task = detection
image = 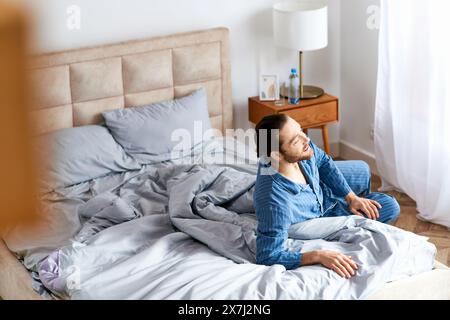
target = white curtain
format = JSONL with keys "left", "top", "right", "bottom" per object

{"left": 375, "top": 0, "right": 450, "bottom": 228}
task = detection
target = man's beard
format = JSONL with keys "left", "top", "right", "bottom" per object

{"left": 282, "top": 149, "right": 314, "bottom": 163}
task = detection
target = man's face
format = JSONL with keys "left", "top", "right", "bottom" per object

{"left": 278, "top": 117, "right": 314, "bottom": 163}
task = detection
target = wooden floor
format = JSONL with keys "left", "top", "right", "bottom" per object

{"left": 371, "top": 175, "right": 450, "bottom": 266}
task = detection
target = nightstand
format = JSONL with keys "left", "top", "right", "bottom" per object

{"left": 248, "top": 94, "right": 339, "bottom": 154}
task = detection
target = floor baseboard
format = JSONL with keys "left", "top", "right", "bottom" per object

{"left": 334, "top": 140, "right": 379, "bottom": 176}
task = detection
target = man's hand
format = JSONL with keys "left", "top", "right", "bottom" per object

{"left": 301, "top": 250, "right": 358, "bottom": 279}
{"left": 345, "top": 192, "right": 382, "bottom": 220}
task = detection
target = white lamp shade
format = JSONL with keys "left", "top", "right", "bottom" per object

{"left": 273, "top": 1, "right": 328, "bottom": 51}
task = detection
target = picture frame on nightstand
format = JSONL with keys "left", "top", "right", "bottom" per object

{"left": 259, "top": 74, "right": 279, "bottom": 101}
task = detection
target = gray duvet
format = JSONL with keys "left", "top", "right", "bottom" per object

{"left": 4, "top": 140, "right": 437, "bottom": 300}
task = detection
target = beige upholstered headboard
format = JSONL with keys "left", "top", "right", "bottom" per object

{"left": 27, "top": 27, "right": 232, "bottom": 135}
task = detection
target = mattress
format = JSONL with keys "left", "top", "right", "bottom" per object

{"left": 1, "top": 137, "right": 450, "bottom": 300}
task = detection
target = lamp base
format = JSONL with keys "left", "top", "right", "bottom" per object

{"left": 281, "top": 85, "right": 324, "bottom": 100}
{"left": 300, "top": 85, "right": 325, "bottom": 99}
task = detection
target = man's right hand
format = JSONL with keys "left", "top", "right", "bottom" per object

{"left": 301, "top": 250, "right": 359, "bottom": 279}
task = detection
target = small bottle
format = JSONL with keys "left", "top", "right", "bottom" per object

{"left": 289, "top": 68, "right": 300, "bottom": 105}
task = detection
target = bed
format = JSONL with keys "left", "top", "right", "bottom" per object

{"left": 0, "top": 27, "right": 449, "bottom": 300}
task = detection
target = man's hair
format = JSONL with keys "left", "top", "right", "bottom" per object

{"left": 255, "top": 114, "right": 289, "bottom": 158}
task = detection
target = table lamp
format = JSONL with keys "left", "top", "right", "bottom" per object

{"left": 273, "top": 0, "right": 328, "bottom": 99}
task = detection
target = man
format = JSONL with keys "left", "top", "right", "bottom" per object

{"left": 253, "top": 114, "right": 400, "bottom": 278}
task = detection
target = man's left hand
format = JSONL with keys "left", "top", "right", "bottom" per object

{"left": 345, "top": 192, "right": 382, "bottom": 220}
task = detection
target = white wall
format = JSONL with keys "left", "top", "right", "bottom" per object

{"left": 340, "top": 0, "right": 380, "bottom": 157}
{"left": 19, "top": 0, "right": 342, "bottom": 146}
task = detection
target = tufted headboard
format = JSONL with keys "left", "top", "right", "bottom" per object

{"left": 27, "top": 27, "right": 232, "bottom": 136}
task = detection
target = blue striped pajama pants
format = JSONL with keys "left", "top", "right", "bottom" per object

{"left": 321, "top": 161, "right": 401, "bottom": 225}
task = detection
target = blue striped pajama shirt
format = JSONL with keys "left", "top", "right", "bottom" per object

{"left": 253, "top": 141, "right": 400, "bottom": 270}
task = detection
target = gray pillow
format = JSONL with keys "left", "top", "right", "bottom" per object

{"left": 35, "top": 125, "right": 141, "bottom": 192}
{"left": 102, "top": 88, "right": 215, "bottom": 164}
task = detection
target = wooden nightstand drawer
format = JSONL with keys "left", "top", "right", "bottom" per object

{"left": 280, "top": 101, "right": 338, "bottom": 128}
